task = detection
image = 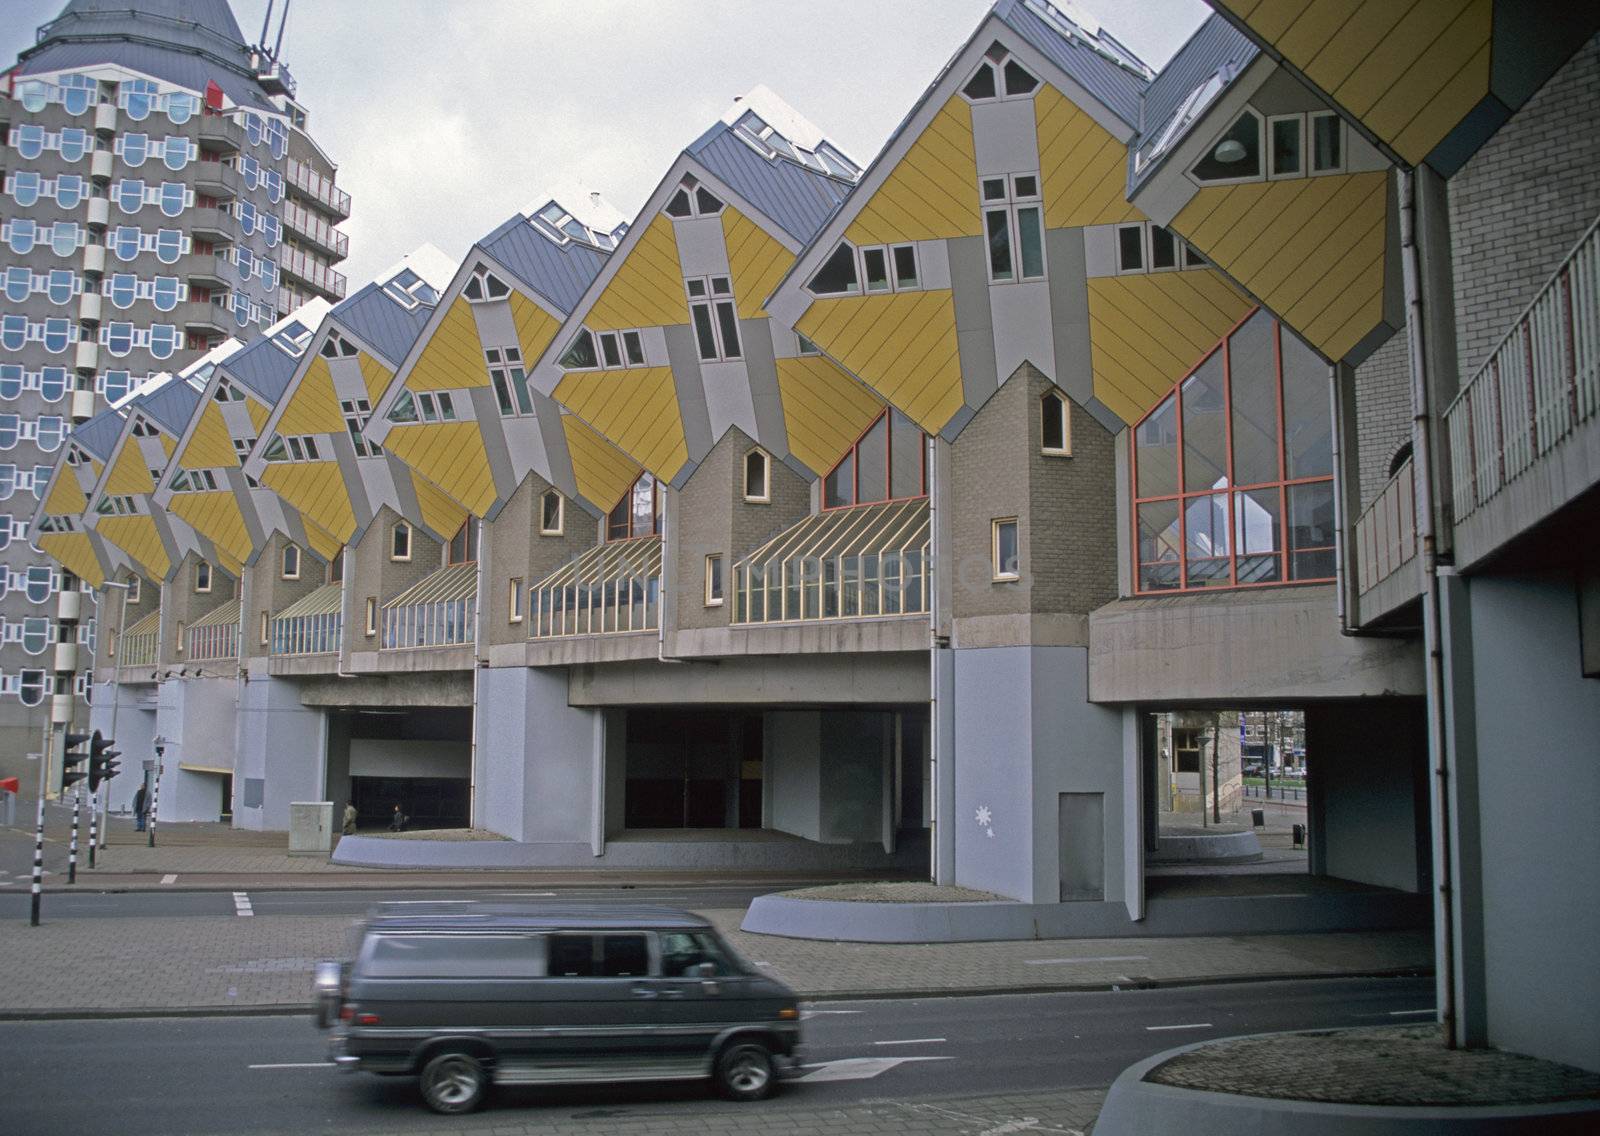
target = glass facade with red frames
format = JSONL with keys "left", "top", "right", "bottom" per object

{"left": 1133, "top": 309, "right": 1334, "bottom": 593}
{"left": 824, "top": 407, "right": 927, "bottom": 508}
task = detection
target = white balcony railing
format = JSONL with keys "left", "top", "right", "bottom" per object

{"left": 1445, "top": 215, "right": 1600, "bottom": 521}
{"left": 1354, "top": 457, "right": 1416, "bottom": 595}
{"left": 187, "top": 597, "right": 239, "bottom": 661}
{"left": 271, "top": 583, "right": 342, "bottom": 656}
{"left": 117, "top": 609, "right": 159, "bottom": 666}
{"left": 381, "top": 564, "right": 476, "bottom": 649}
{"left": 530, "top": 538, "right": 661, "bottom": 639}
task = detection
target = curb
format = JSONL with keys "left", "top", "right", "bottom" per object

{"left": 0, "top": 967, "right": 1434, "bottom": 1022}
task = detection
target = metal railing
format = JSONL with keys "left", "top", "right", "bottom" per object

{"left": 285, "top": 158, "right": 351, "bottom": 219}
{"left": 186, "top": 598, "right": 239, "bottom": 661}
{"left": 381, "top": 564, "right": 476, "bottom": 649}
{"left": 279, "top": 244, "right": 347, "bottom": 299}
{"left": 1353, "top": 457, "right": 1416, "bottom": 594}
{"left": 280, "top": 198, "right": 349, "bottom": 259}
{"left": 118, "top": 610, "right": 159, "bottom": 666}
{"left": 271, "top": 584, "right": 343, "bottom": 656}
{"left": 1445, "top": 215, "right": 1600, "bottom": 521}
{"left": 530, "top": 538, "right": 661, "bottom": 639}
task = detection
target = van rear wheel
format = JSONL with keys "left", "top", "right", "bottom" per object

{"left": 715, "top": 1041, "right": 775, "bottom": 1101}
{"left": 419, "top": 1050, "right": 487, "bottom": 1114}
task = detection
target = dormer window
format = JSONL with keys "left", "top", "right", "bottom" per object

{"left": 382, "top": 268, "right": 440, "bottom": 310}
{"left": 664, "top": 177, "right": 723, "bottom": 219}
{"left": 961, "top": 43, "right": 1039, "bottom": 103}
{"left": 272, "top": 322, "right": 313, "bottom": 358}
{"left": 462, "top": 265, "right": 511, "bottom": 303}
{"left": 530, "top": 202, "right": 621, "bottom": 250}
{"left": 318, "top": 331, "right": 359, "bottom": 359}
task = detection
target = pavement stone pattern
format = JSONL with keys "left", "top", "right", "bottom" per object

{"left": 0, "top": 900, "right": 1433, "bottom": 1014}
{"left": 338, "top": 1088, "right": 1109, "bottom": 1136}
{"left": 1145, "top": 1024, "right": 1600, "bottom": 1106}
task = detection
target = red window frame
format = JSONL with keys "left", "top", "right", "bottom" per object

{"left": 1130, "top": 310, "right": 1335, "bottom": 594}
{"left": 823, "top": 407, "right": 928, "bottom": 509}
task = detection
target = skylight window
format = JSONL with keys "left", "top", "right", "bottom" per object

{"left": 530, "top": 201, "right": 618, "bottom": 250}
{"left": 1140, "top": 73, "right": 1226, "bottom": 171}
{"left": 272, "top": 322, "right": 313, "bottom": 357}
{"left": 383, "top": 268, "right": 440, "bottom": 310}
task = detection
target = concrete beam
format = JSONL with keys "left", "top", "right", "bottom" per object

{"left": 567, "top": 652, "right": 929, "bottom": 707}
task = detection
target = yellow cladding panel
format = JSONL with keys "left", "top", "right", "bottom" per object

{"left": 510, "top": 290, "right": 560, "bottom": 364}
{"left": 157, "top": 432, "right": 175, "bottom": 458}
{"left": 359, "top": 353, "right": 394, "bottom": 404}
{"left": 1036, "top": 85, "right": 1143, "bottom": 229}
{"left": 105, "top": 441, "right": 154, "bottom": 495}
{"left": 180, "top": 402, "right": 237, "bottom": 471}
{"left": 168, "top": 490, "right": 251, "bottom": 567}
{"left": 561, "top": 414, "right": 641, "bottom": 511}
{"left": 246, "top": 396, "right": 269, "bottom": 434}
{"left": 277, "top": 355, "right": 342, "bottom": 437}
{"left": 722, "top": 208, "right": 792, "bottom": 319}
{"left": 405, "top": 297, "right": 490, "bottom": 393}
{"left": 846, "top": 97, "right": 980, "bottom": 244}
{"left": 385, "top": 423, "right": 496, "bottom": 517}
{"left": 797, "top": 291, "right": 964, "bottom": 435}
{"left": 1087, "top": 272, "right": 1256, "bottom": 425}
{"left": 43, "top": 468, "right": 87, "bottom": 515}
{"left": 412, "top": 472, "right": 468, "bottom": 541}
{"left": 1174, "top": 170, "right": 1388, "bottom": 362}
{"left": 261, "top": 461, "right": 356, "bottom": 543}
{"left": 97, "top": 514, "right": 169, "bottom": 579}
{"left": 1225, "top": 0, "right": 1490, "bottom": 166}
{"left": 40, "top": 534, "right": 104, "bottom": 587}
{"left": 555, "top": 366, "right": 688, "bottom": 482}
{"left": 588, "top": 214, "right": 687, "bottom": 332}
{"left": 302, "top": 520, "right": 342, "bottom": 561}
{"left": 776, "top": 356, "right": 885, "bottom": 476}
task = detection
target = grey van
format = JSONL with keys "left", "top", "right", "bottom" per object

{"left": 312, "top": 903, "right": 802, "bottom": 1114}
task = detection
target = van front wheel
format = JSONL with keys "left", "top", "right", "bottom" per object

{"left": 419, "top": 1051, "right": 487, "bottom": 1114}
{"left": 715, "top": 1041, "right": 775, "bottom": 1101}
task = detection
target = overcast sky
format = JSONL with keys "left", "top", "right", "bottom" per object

{"left": 3, "top": 0, "right": 1210, "bottom": 289}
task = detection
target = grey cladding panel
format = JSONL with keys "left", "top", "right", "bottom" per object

{"left": 949, "top": 235, "right": 998, "bottom": 411}
{"left": 664, "top": 323, "right": 713, "bottom": 463}
{"left": 741, "top": 321, "right": 788, "bottom": 460}
{"left": 1047, "top": 227, "right": 1093, "bottom": 407}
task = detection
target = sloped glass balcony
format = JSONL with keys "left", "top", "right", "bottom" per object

{"left": 118, "top": 609, "right": 159, "bottom": 666}
{"left": 271, "top": 583, "right": 343, "bottom": 656}
{"left": 381, "top": 564, "right": 475, "bottom": 649}
{"left": 187, "top": 597, "right": 239, "bottom": 661}
{"left": 731, "top": 499, "right": 930, "bottom": 624}
{"left": 529, "top": 537, "right": 661, "bottom": 638}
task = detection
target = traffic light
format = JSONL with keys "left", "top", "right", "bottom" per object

{"left": 89, "top": 732, "right": 120, "bottom": 792}
{"left": 61, "top": 731, "right": 93, "bottom": 792}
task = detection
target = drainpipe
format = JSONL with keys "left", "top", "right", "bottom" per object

{"left": 469, "top": 519, "right": 482, "bottom": 831}
{"left": 1327, "top": 361, "right": 1352, "bottom": 633}
{"left": 1400, "top": 166, "right": 1456, "bottom": 1049}
{"left": 926, "top": 434, "right": 944, "bottom": 886}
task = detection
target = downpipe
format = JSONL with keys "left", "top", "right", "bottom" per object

{"left": 1400, "top": 166, "right": 1457, "bottom": 1049}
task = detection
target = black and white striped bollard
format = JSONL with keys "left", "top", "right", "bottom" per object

{"left": 147, "top": 758, "right": 162, "bottom": 848}
{"left": 67, "top": 784, "right": 80, "bottom": 885}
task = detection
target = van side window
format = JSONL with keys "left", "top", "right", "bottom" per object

{"left": 366, "top": 933, "right": 545, "bottom": 979}
{"left": 659, "top": 931, "right": 734, "bottom": 977}
{"left": 549, "top": 934, "right": 596, "bottom": 977}
{"left": 600, "top": 934, "right": 649, "bottom": 977}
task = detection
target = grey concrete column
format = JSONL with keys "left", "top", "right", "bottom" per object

{"left": 1122, "top": 708, "right": 1144, "bottom": 921}
{"left": 1437, "top": 568, "right": 1486, "bottom": 1048}
{"left": 932, "top": 646, "right": 956, "bottom": 885}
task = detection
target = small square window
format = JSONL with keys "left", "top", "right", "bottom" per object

{"left": 540, "top": 490, "right": 564, "bottom": 535}
{"left": 1310, "top": 112, "right": 1343, "bottom": 174}
{"left": 892, "top": 245, "right": 919, "bottom": 290}
{"left": 992, "top": 518, "right": 1019, "bottom": 581}
{"left": 1116, "top": 224, "right": 1145, "bottom": 273}
{"left": 705, "top": 554, "right": 723, "bottom": 607}
{"left": 743, "top": 449, "right": 770, "bottom": 503}
{"left": 1012, "top": 173, "right": 1038, "bottom": 199}
{"left": 981, "top": 177, "right": 1008, "bottom": 202}
{"left": 390, "top": 522, "right": 411, "bottom": 562}
{"left": 1269, "top": 114, "right": 1303, "bottom": 179}
{"left": 862, "top": 247, "right": 890, "bottom": 293}
{"left": 364, "top": 596, "right": 377, "bottom": 636}
{"left": 508, "top": 577, "right": 524, "bottom": 623}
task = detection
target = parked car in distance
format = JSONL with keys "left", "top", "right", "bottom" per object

{"left": 313, "top": 903, "right": 802, "bottom": 1114}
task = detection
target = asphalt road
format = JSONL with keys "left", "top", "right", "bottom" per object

{"left": 0, "top": 977, "right": 1434, "bottom": 1136}
{"left": 0, "top": 884, "right": 792, "bottom": 919}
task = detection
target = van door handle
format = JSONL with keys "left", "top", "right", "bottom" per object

{"left": 631, "top": 985, "right": 658, "bottom": 999}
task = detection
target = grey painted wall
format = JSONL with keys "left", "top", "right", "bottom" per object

{"left": 232, "top": 673, "right": 325, "bottom": 831}
{"left": 153, "top": 675, "right": 238, "bottom": 823}
{"left": 89, "top": 680, "right": 157, "bottom": 816}
{"left": 1465, "top": 571, "right": 1600, "bottom": 1071}
{"left": 475, "top": 665, "right": 599, "bottom": 843}
{"left": 766, "top": 710, "right": 821, "bottom": 842}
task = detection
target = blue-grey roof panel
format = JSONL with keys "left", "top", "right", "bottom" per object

{"left": 688, "top": 125, "right": 852, "bottom": 243}
{"left": 135, "top": 379, "right": 201, "bottom": 435}
{"left": 53, "top": 0, "right": 247, "bottom": 48}
{"left": 331, "top": 284, "right": 433, "bottom": 367}
{"left": 218, "top": 334, "right": 299, "bottom": 402}
{"left": 71, "top": 410, "right": 125, "bottom": 461}
{"left": 479, "top": 216, "right": 609, "bottom": 316}
{"left": 996, "top": 0, "right": 1148, "bottom": 130}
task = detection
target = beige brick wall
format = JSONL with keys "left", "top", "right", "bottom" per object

{"left": 483, "top": 472, "right": 598, "bottom": 648}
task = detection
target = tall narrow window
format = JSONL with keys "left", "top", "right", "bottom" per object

{"left": 1041, "top": 391, "right": 1071, "bottom": 455}
{"left": 705, "top": 554, "right": 723, "bottom": 607}
{"left": 983, "top": 173, "right": 1045, "bottom": 283}
{"left": 743, "top": 449, "right": 770, "bottom": 503}
{"left": 508, "top": 577, "right": 524, "bottom": 623}
{"left": 1310, "top": 111, "right": 1343, "bottom": 173}
{"left": 194, "top": 560, "right": 212, "bottom": 592}
{"left": 390, "top": 521, "right": 411, "bottom": 562}
{"left": 447, "top": 519, "right": 478, "bottom": 564}
{"left": 686, "top": 276, "right": 740, "bottom": 361}
{"left": 281, "top": 543, "right": 300, "bottom": 580}
{"left": 1269, "top": 114, "right": 1303, "bottom": 179}
{"left": 258, "top": 610, "right": 269, "bottom": 646}
{"left": 540, "top": 489, "right": 564, "bottom": 535}
{"left": 992, "top": 519, "right": 1019, "bottom": 580}
{"left": 364, "top": 596, "right": 377, "bottom": 636}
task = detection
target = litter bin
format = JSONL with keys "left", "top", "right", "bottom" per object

{"left": 1251, "top": 808, "right": 1265, "bottom": 828}
{"left": 1292, "top": 822, "right": 1306, "bottom": 848}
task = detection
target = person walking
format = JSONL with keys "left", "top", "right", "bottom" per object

{"left": 389, "top": 804, "right": 407, "bottom": 833}
{"left": 132, "top": 783, "right": 148, "bottom": 832}
{"left": 341, "top": 801, "right": 358, "bottom": 835}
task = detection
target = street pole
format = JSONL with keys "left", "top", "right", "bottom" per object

{"left": 148, "top": 741, "right": 164, "bottom": 847}
{"left": 29, "top": 728, "right": 56, "bottom": 926}
{"left": 1262, "top": 711, "right": 1273, "bottom": 803}
{"left": 67, "top": 783, "right": 80, "bottom": 884}
{"left": 100, "top": 580, "right": 131, "bottom": 855}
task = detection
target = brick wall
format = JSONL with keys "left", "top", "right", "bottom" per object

{"left": 950, "top": 368, "right": 1031, "bottom": 619}
{"left": 242, "top": 532, "right": 328, "bottom": 659}
{"left": 160, "top": 554, "right": 238, "bottom": 666}
{"left": 1448, "top": 32, "right": 1600, "bottom": 381}
{"left": 1354, "top": 327, "right": 1413, "bottom": 510}
{"left": 483, "top": 472, "right": 597, "bottom": 647}
{"left": 1026, "top": 366, "right": 1118, "bottom": 616}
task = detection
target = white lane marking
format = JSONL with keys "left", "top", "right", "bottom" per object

{"left": 499, "top": 891, "right": 557, "bottom": 897}
{"left": 378, "top": 899, "right": 477, "bottom": 905}
{"left": 1024, "top": 955, "right": 1149, "bottom": 965}
{"left": 1146, "top": 1022, "right": 1212, "bottom": 1032}
{"left": 802, "top": 1008, "right": 863, "bottom": 1017}
{"left": 160, "top": 873, "right": 177, "bottom": 885}
{"left": 1389, "top": 1008, "right": 1435, "bottom": 1017}
{"left": 796, "top": 1056, "right": 952, "bottom": 1082}
{"left": 232, "top": 891, "right": 253, "bottom": 917}
{"left": 873, "top": 1037, "right": 945, "bottom": 1046}
{"left": 248, "top": 1062, "right": 333, "bottom": 1070}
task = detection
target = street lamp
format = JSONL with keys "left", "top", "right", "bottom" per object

{"left": 149, "top": 735, "right": 167, "bottom": 848}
